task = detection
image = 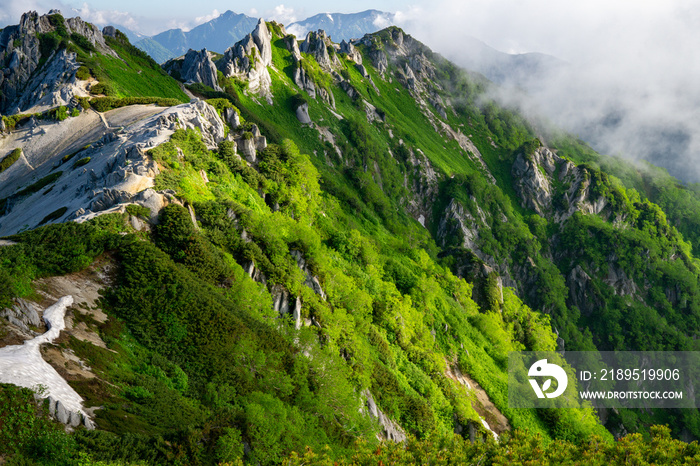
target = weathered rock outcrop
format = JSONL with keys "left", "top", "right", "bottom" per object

{"left": 177, "top": 49, "right": 222, "bottom": 91}
{"left": 362, "top": 389, "right": 407, "bottom": 442}
{"left": 0, "top": 100, "right": 225, "bottom": 236}
{"left": 604, "top": 263, "right": 640, "bottom": 297}
{"left": 218, "top": 19, "right": 273, "bottom": 98}
{"left": 291, "top": 63, "right": 336, "bottom": 108}
{"left": 1, "top": 298, "right": 43, "bottom": 335}
{"left": 224, "top": 107, "right": 241, "bottom": 129}
{"left": 0, "top": 11, "right": 112, "bottom": 113}
{"left": 283, "top": 34, "right": 302, "bottom": 60}
{"left": 291, "top": 250, "right": 326, "bottom": 300}
{"left": 270, "top": 285, "right": 301, "bottom": 329}
{"left": 404, "top": 147, "right": 440, "bottom": 227}
{"left": 236, "top": 136, "right": 257, "bottom": 162}
{"left": 513, "top": 146, "right": 607, "bottom": 222}
{"left": 300, "top": 30, "right": 337, "bottom": 71}
{"left": 340, "top": 39, "right": 362, "bottom": 64}
{"left": 435, "top": 196, "right": 516, "bottom": 294}
{"left": 13, "top": 49, "right": 90, "bottom": 114}
{"left": 566, "top": 265, "right": 597, "bottom": 316}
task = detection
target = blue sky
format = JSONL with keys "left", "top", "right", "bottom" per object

{"left": 0, "top": 1, "right": 410, "bottom": 36}
{"left": 3, "top": 0, "right": 696, "bottom": 62}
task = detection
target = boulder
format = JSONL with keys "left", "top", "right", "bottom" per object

{"left": 296, "top": 102, "right": 311, "bottom": 124}
{"left": 224, "top": 107, "right": 240, "bottom": 129}
{"left": 236, "top": 137, "right": 257, "bottom": 163}
{"left": 55, "top": 400, "right": 70, "bottom": 424}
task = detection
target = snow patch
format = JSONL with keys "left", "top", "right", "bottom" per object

{"left": 0, "top": 296, "right": 93, "bottom": 428}
{"left": 481, "top": 418, "right": 498, "bottom": 440}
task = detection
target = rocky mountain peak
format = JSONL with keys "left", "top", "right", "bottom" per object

{"left": 340, "top": 39, "right": 362, "bottom": 64}
{"left": 251, "top": 18, "right": 273, "bottom": 68}
{"left": 218, "top": 19, "right": 273, "bottom": 99}
{"left": 0, "top": 11, "right": 112, "bottom": 113}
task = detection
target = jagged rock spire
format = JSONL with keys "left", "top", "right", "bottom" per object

{"left": 181, "top": 49, "right": 222, "bottom": 91}
{"left": 300, "top": 30, "right": 333, "bottom": 70}
{"left": 218, "top": 18, "right": 273, "bottom": 99}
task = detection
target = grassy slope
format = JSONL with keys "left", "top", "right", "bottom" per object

{"left": 67, "top": 28, "right": 187, "bottom": 102}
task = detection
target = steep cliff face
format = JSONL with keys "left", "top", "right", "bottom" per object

{"left": 513, "top": 145, "right": 607, "bottom": 222}
{"left": 13, "top": 49, "right": 90, "bottom": 114}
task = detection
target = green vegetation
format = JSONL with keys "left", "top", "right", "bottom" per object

{"left": 38, "top": 206, "right": 68, "bottom": 225}
{"left": 1, "top": 114, "right": 32, "bottom": 132}
{"left": 72, "top": 157, "right": 91, "bottom": 168}
{"left": 0, "top": 148, "right": 21, "bottom": 173}
{"left": 90, "top": 96, "right": 183, "bottom": 113}
{"left": 125, "top": 204, "right": 151, "bottom": 219}
{"left": 287, "top": 426, "right": 700, "bottom": 465}
{"left": 0, "top": 384, "right": 77, "bottom": 465}
{"left": 76, "top": 65, "right": 91, "bottom": 80}
{"left": 16, "top": 171, "right": 63, "bottom": 197}
{"left": 48, "top": 105, "right": 69, "bottom": 121}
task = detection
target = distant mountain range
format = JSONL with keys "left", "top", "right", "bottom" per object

{"left": 135, "top": 11, "right": 258, "bottom": 62}
{"left": 132, "top": 9, "right": 394, "bottom": 62}
{"left": 286, "top": 10, "right": 395, "bottom": 43}
{"left": 444, "top": 35, "right": 567, "bottom": 91}
{"left": 128, "top": 8, "right": 564, "bottom": 95}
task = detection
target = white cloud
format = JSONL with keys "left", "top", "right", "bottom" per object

{"left": 165, "top": 18, "right": 192, "bottom": 32}
{"left": 286, "top": 23, "right": 307, "bottom": 39}
{"left": 268, "top": 4, "right": 298, "bottom": 25}
{"left": 72, "top": 2, "right": 138, "bottom": 30}
{"left": 193, "top": 9, "right": 220, "bottom": 27}
{"left": 397, "top": 0, "right": 700, "bottom": 181}
{"left": 372, "top": 13, "right": 394, "bottom": 29}
{"left": 0, "top": 0, "right": 63, "bottom": 27}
